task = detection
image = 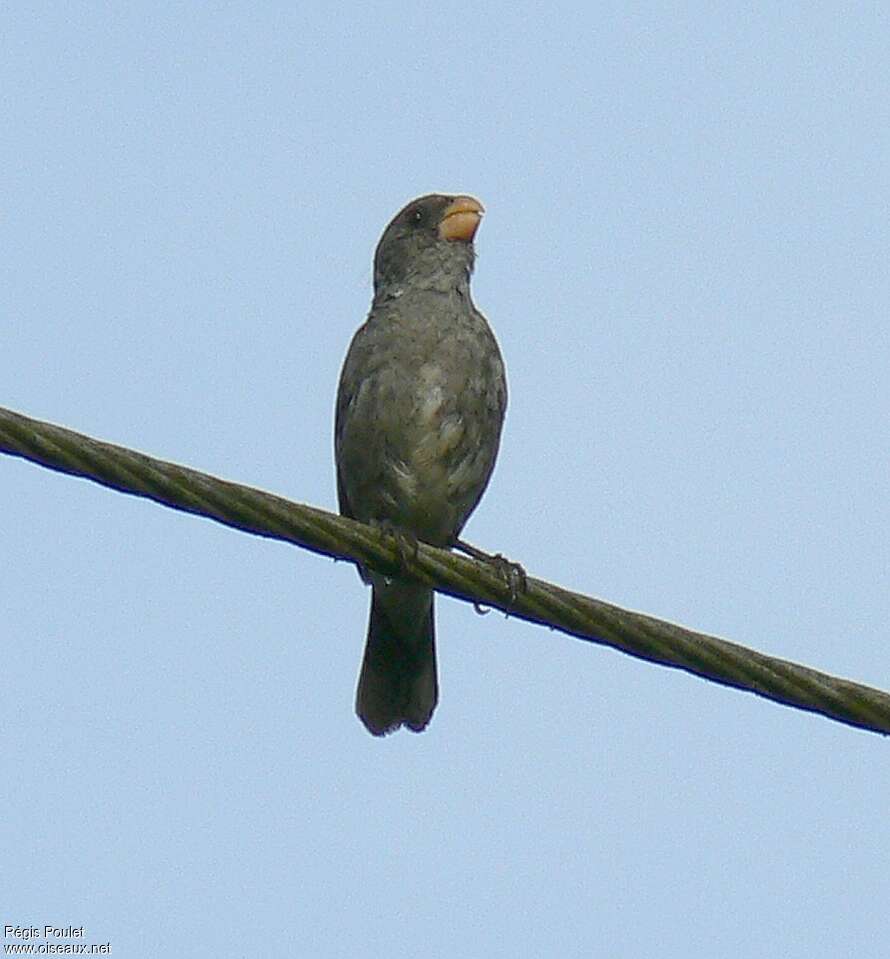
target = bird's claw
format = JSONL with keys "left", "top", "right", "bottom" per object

{"left": 454, "top": 539, "right": 527, "bottom": 607}
{"left": 373, "top": 519, "right": 419, "bottom": 574}
{"left": 487, "top": 553, "right": 528, "bottom": 605}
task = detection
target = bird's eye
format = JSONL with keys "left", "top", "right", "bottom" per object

{"left": 410, "top": 208, "right": 424, "bottom": 225}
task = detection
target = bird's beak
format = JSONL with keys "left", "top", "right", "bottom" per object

{"left": 438, "top": 196, "right": 485, "bottom": 242}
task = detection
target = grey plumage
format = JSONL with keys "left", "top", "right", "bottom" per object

{"left": 335, "top": 194, "right": 507, "bottom": 735}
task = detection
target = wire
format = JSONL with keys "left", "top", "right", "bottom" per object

{"left": 2, "top": 404, "right": 888, "bottom": 736}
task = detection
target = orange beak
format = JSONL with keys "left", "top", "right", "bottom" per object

{"left": 438, "top": 196, "right": 485, "bottom": 242}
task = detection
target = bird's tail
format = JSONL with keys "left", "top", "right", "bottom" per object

{"left": 356, "top": 581, "right": 437, "bottom": 736}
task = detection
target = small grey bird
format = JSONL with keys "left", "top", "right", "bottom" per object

{"left": 335, "top": 194, "right": 507, "bottom": 736}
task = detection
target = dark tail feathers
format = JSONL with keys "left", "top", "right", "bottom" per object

{"left": 356, "top": 585, "right": 437, "bottom": 736}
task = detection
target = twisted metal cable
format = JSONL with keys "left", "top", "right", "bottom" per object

{"left": 2, "top": 404, "right": 888, "bottom": 736}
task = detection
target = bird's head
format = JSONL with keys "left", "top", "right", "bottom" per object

{"left": 373, "top": 194, "right": 484, "bottom": 298}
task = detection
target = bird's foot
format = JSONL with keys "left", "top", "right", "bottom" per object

{"left": 372, "top": 519, "right": 419, "bottom": 576}
{"left": 454, "top": 539, "right": 527, "bottom": 606}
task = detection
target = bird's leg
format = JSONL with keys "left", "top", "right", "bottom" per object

{"left": 372, "top": 519, "right": 419, "bottom": 578}
{"left": 453, "top": 539, "right": 527, "bottom": 606}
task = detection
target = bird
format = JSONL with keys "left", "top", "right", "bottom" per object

{"left": 335, "top": 193, "right": 507, "bottom": 736}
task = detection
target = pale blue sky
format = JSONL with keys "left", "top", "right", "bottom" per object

{"left": 3, "top": 4, "right": 889, "bottom": 956}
